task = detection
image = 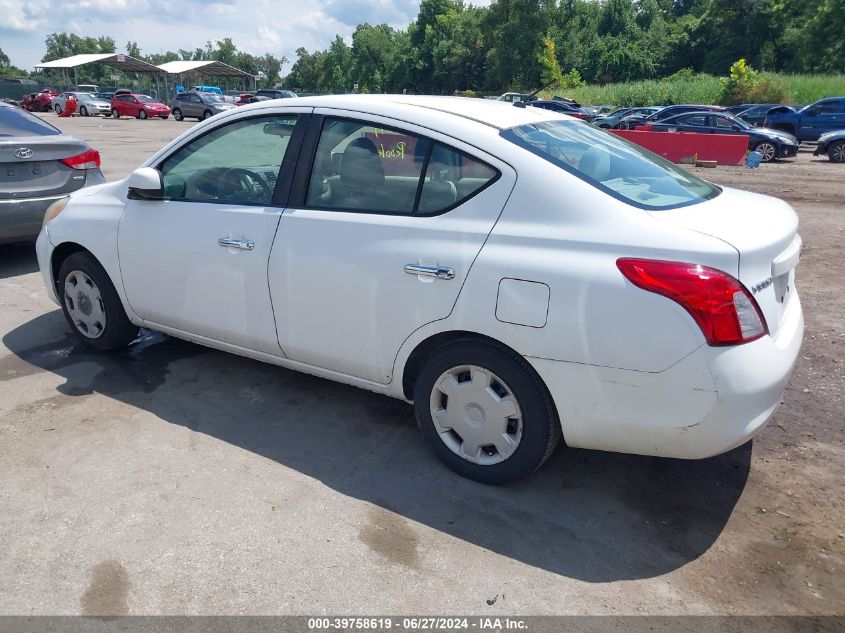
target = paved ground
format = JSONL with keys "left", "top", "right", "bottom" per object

{"left": 0, "top": 112, "right": 843, "bottom": 616}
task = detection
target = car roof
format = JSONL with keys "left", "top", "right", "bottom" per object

{"left": 277, "top": 94, "right": 564, "bottom": 131}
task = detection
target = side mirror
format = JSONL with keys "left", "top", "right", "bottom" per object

{"left": 127, "top": 167, "right": 164, "bottom": 201}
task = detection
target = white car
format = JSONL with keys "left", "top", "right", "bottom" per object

{"left": 52, "top": 92, "right": 112, "bottom": 116}
{"left": 36, "top": 95, "right": 804, "bottom": 484}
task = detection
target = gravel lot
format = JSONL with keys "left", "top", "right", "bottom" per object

{"left": 1, "top": 113, "right": 842, "bottom": 616}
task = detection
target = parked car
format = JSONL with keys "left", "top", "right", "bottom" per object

{"left": 95, "top": 91, "right": 115, "bottom": 102}
{"left": 618, "top": 104, "right": 725, "bottom": 130}
{"left": 764, "top": 98, "right": 845, "bottom": 141}
{"left": 36, "top": 95, "right": 803, "bottom": 484}
{"left": 498, "top": 92, "right": 532, "bottom": 103}
{"left": 813, "top": 130, "right": 845, "bottom": 163}
{"left": 190, "top": 85, "right": 223, "bottom": 95}
{"left": 593, "top": 106, "right": 662, "bottom": 129}
{"left": 110, "top": 94, "right": 171, "bottom": 119}
{"left": 255, "top": 89, "right": 297, "bottom": 100}
{"left": 0, "top": 102, "right": 104, "bottom": 243}
{"left": 235, "top": 94, "right": 269, "bottom": 107}
{"left": 583, "top": 105, "right": 615, "bottom": 116}
{"left": 26, "top": 89, "right": 60, "bottom": 112}
{"left": 53, "top": 92, "right": 112, "bottom": 117}
{"left": 733, "top": 104, "right": 783, "bottom": 127}
{"left": 527, "top": 99, "right": 591, "bottom": 120}
{"left": 647, "top": 112, "right": 800, "bottom": 162}
{"left": 170, "top": 92, "right": 236, "bottom": 121}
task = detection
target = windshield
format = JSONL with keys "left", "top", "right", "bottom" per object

{"left": 730, "top": 116, "right": 752, "bottom": 130}
{"left": 137, "top": 95, "right": 155, "bottom": 103}
{"left": 501, "top": 120, "right": 720, "bottom": 210}
{"left": 0, "top": 105, "right": 61, "bottom": 137}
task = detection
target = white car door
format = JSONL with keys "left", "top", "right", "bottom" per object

{"left": 268, "top": 112, "right": 516, "bottom": 384}
{"left": 118, "top": 111, "right": 308, "bottom": 354}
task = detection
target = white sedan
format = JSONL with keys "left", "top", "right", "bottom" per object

{"left": 36, "top": 95, "right": 804, "bottom": 484}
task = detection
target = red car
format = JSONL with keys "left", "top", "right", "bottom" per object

{"left": 235, "top": 93, "right": 267, "bottom": 106}
{"left": 110, "top": 93, "right": 171, "bottom": 119}
{"left": 25, "top": 90, "right": 60, "bottom": 112}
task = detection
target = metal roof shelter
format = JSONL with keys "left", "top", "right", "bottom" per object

{"left": 158, "top": 60, "right": 257, "bottom": 92}
{"left": 34, "top": 53, "right": 163, "bottom": 75}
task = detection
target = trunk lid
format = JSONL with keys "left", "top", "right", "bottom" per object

{"left": 650, "top": 186, "right": 800, "bottom": 337}
{"left": 0, "top": 135, "right": 90, "bottom": 199}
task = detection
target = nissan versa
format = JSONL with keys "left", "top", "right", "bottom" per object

{"left": 36, "top": 96, "right": 803, "bottom": 484}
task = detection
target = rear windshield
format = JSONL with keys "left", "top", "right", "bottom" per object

{"left": 501, "top": 120, "right": 720, "bottom": 210}
{"left": 0, "top": 106, "right": 61, "bottom": 137}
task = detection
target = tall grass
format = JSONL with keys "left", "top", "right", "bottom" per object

{"left": 547, "top": 73, "right": 845, "bottom": 107}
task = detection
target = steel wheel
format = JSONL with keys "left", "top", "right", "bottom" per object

{"left": 63, "top": 270, "right": 107, "bottom": 339}
{"left": 829, "top": 141, "right": 845, "bottom": 163}
{"left": 429, "top": 364, "right": 524, "bottom": 465}
{"left": 755, "top": 142, "right": 777, "bottom": 162}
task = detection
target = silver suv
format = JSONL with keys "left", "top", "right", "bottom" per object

{"left": 170, "top": 92, "right": 236, "bottom": 121}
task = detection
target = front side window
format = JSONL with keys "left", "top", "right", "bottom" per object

{"left": 502, "top": 120, "right": 720, "bottom": 210}
{"left": 678, "top": 114, "right": 707, "bottom": 127}
{"left": 159, "top": 114, "right": 298, "bottom": 205}
{"left": 306, "top": 118, "right": 499, "bottom": 215}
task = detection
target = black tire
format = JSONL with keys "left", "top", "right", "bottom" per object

{"left": 79, "top": 106, "right": 88, "bottom": 117}
{"left": 203, "top": 109, "right": 213, "bottom": 120}
{"left": 173, "top": 108, "right": 184, "bottom": 121}
{"left": 111, "top": 109, "right": 120, "bottom": 119}
{"left": 828, "top": 141, "right": 845, "bottom": 163}
{"left": 138, "top": 109, "right": 147, "bottom": 119}
{"left": 413, "top": 338, "right": 561, "bottom": 485}
{"left": 57, "top": 252, "right": 138, "bottom": 351}
{"left": 54, "top": 104, "right": 62, "bottom": 114}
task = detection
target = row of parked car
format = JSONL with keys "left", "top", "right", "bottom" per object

{"left": 533, "top": 98, "right": 845, "bottom": 163}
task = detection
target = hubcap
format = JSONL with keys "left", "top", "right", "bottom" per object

{"left": 64, "top": 270, "right": 107, "bottom": 339}
{"left": 832, "top": 143, "right": 845, "bottom": 162}
{"left": 757, "top": 143, "right": 776, "bottom": 162}
{"left": 429, "top": 365, "right": 523, "bottom": 465}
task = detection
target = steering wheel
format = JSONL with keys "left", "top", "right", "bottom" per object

{"left": 218, "top": 167, "right": 271, "bottom": 202}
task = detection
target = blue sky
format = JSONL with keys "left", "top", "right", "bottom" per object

{"left": 1, "top": 0, "right": 491, "bottom": 72}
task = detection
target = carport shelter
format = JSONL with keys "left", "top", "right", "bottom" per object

{"left": 157, "top": 60, "right": 257, "bottom": 93}
{"left": 33, "top": 53, "right": 165, "bottom": 94}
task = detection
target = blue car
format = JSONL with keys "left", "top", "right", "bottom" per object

{"left": 647, "top": 112, "right": 800, "bottom": 162}
{"left": 763, "top": 97, "right": 845, "bottom": 141}
{"left": 814, "top": 130, "right": 845, "bottom": 162}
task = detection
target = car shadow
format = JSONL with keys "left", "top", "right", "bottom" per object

{"left": 0, "top": 242, "right": 38, "bottom": 280}
{"left": 2, "top": 312, "right": 751, "bottom": 583}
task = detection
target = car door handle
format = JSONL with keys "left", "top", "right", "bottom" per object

{"left": 404, "top": 264, "right": 455, "bottom": 280}
{"left": 218, "top": 237, "right": 255, "bottom": 251}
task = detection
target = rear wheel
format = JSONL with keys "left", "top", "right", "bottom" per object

{"left": 754, "top": 141, "right": 777, "bottom": 162}
{"left": 828, "top": 141, "right": 845, "bottom": 163}
{"left": 172, "top": 108, "right": 184, "bottom": 121}
{"left": 58, "top": 252, "right": 138, "bottom": 351}
{"left": 413, "top": 339, "right": 561, "bottom": 485}
{"left": 54, "top": 104, "right": 62, "bottom": 114}
{"left": 138, "top": 110, "right": 147, "bottom": 119}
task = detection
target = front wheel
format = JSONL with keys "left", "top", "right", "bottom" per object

{"left": 828, "top": 141, "right": 845, "bottom": 163}
{"left": 111, "top": 109, "right": 120, "bottom": 118}
{"left": 79, "top": 106, "right": 88, "bottom": 116}
{"left": 172, "top": 108, "right": 184, "bottom": 121}
{"left": 754, "top": 141, "right": 777, "bottom": 162}
{"left": 54, "top": 104, "right": 62, "bottom": 114}
{"left": 57, "top": 252, "right": 139, "bottom": 351}
{"left": 203, "top": 110, "right": 213, "bottom": 120}
{"left": 413, "top": 339, "right": 561, "bottom": 485}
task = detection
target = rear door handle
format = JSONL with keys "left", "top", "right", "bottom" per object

{"left": 404, "top": 264, "right": 455, "bottom": 280}
{"left": 218, "top": 237, "right": 255, "bottom": 251}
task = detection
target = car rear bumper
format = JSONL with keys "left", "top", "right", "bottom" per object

{"left": 0, "top": 194, "right": 66, "bottom": 244}
{"left": 529, "top": 291, "right": 803, "bottom": 459}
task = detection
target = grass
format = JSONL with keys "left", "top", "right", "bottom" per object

{"left": 545, "top": 73, "right": 845, "bottom": 107}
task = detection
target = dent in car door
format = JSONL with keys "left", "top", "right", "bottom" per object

{"left": 268, "top": 112, "right": 516, "bottom": 384}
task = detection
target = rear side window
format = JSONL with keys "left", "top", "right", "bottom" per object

{"left": 502, "top": 120, "right": 719, "bottom": 210}
{"left": 0, "top": 105, "right": 60, "bottom": 137}
{"left": 305, "top": 118, "right": 499, "bottom": 215}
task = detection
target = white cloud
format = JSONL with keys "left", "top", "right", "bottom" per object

{"left": 1, "top": 0, "right": 492, "bottom": 71}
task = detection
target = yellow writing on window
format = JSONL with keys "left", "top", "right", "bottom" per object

{"left": 378, "top": 141, "right": 406, "bottom": 159}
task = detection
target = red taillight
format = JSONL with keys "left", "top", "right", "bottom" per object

{"left": 60, "top": 149, "right": 100, "bottom": 171}
{"left": 617, "top": 258, "right": 768, "bottom": 346}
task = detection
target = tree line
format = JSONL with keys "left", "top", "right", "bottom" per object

{"left": 1, "top": 0, "right": 842, "bottom": 93}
